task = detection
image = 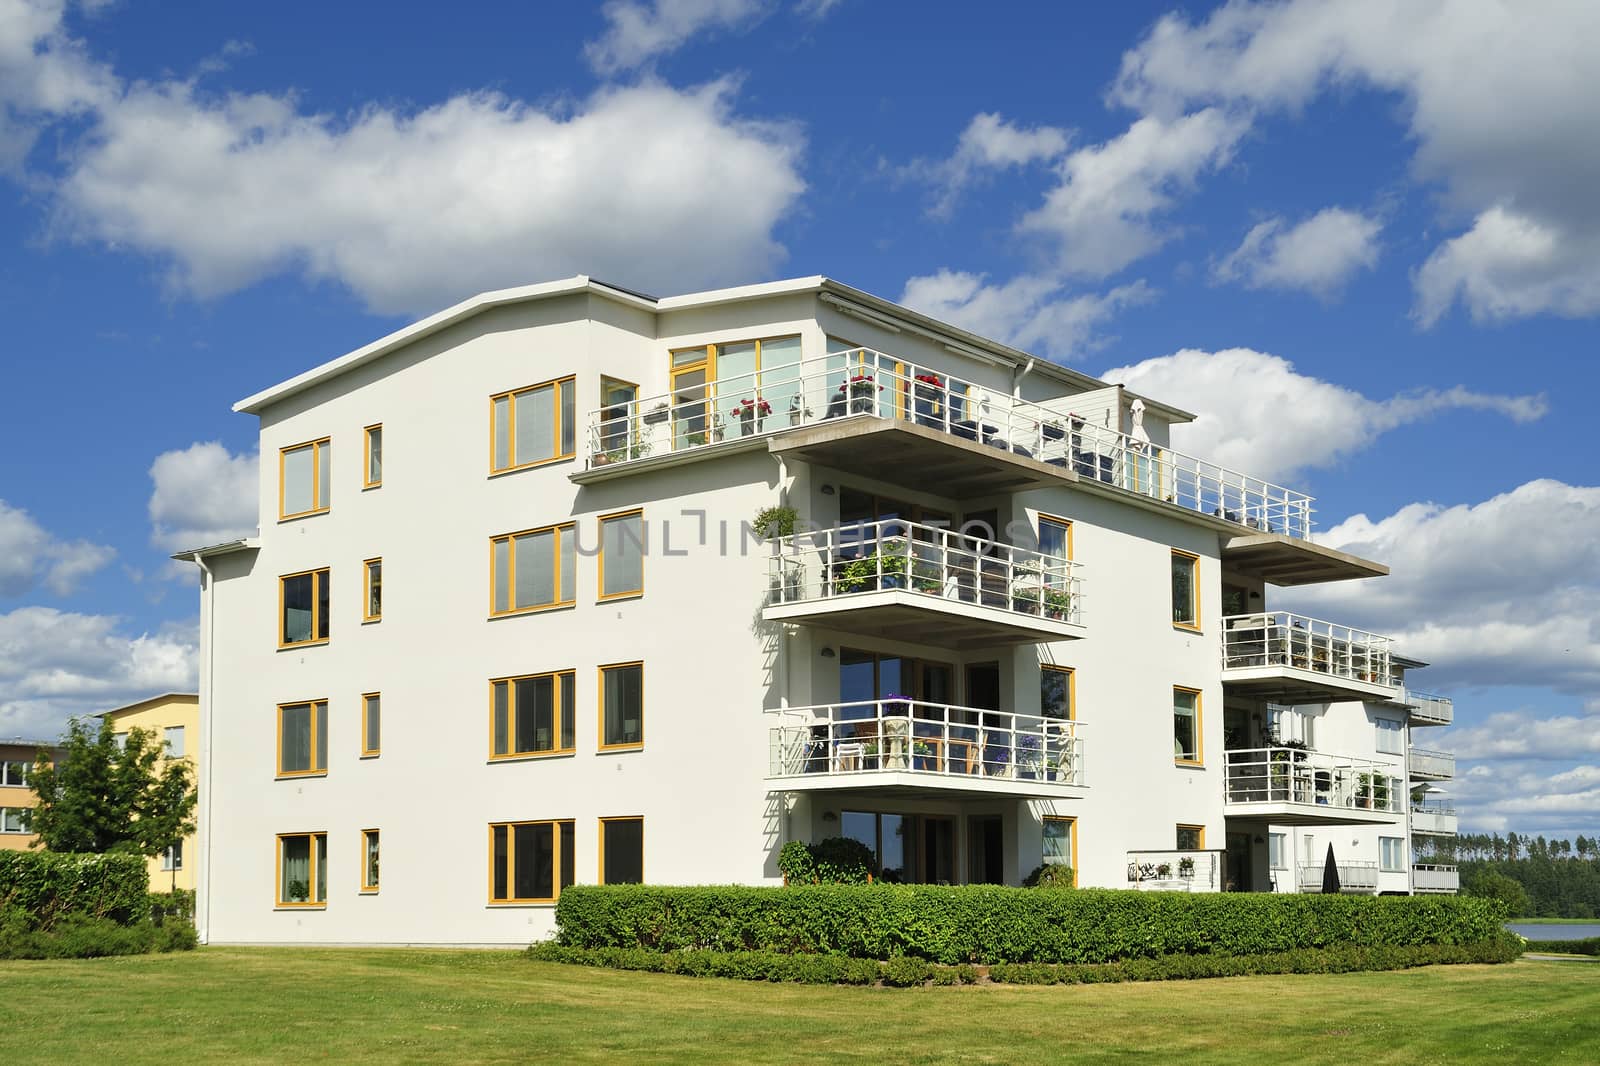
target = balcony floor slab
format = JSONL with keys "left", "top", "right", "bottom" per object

{"left": 1222, "top": 533, "right": 1388, "bottom": 587}
{"left": 762, "top": 588, "right": 1083, "bottom": 649}
{"left": 766, "top": 771, "right": 1085, "bottom": 801}
{"left": 1221, "top": 664, "right": 1398, "bottom": 704}
{"left": 1224, "top": 804, "right": 1405, "bottom": 827}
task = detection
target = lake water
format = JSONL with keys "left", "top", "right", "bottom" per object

{"left": 1508, "top": 922, "right": 1600, "bottom": 939}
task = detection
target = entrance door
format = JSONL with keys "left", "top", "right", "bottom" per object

{"left": 1225, "top": 831, "right": 1252, "bottom": 892}
{"left": 968, "top": 815, "right": 1004, "bottom": 884}
{"left": 922, "top": 817, "right": 956, "bottom": 885}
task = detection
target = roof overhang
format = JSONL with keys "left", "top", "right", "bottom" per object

{"left": 171, "top": 537, "right": 260, "bottom": 563}
{"left": 94, "top": 692, "right": 200, "bottom": 719}
{"left": 1222, "top": 533, "right": 1388, "bottom": 587}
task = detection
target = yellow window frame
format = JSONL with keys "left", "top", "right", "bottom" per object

{"left": 363, "top": 558, "right": 382, "bottom": 623}
{"left": 489, "top": 523, "right": 576, "bottom": 617}
{"left": 489, "top": 375, "right": 576, "bottom": 473}
{"left": 275, "top": 831, "right": 327, "bottom": 908}
{"left": 598, "top": 508, "right": 645, "bottom": 602}
{"left": 1171, "top": 549, "right": 1201, "bottom": 631}
{"left": 488, "top": 819, "right": 574, "bottom": 904}
{"left": 598, "top": 661, "right": 645, "bottom": 752}
{"left": 360, "top": 828, "right": 380, "bottom": 893}
{"left": 278, "top": 437, "right": 331, "bottom": 520}
{"left": 1174, "top": 685, "right": 1203, "bottom": 766}
{"left": 276, "top": 699, "right": 328, "bottom": 778}
{"left": 1040, "top": 664, "right": 1075, "bottom": 721}
{"left": 488, "top": 670, "right": 577, "bottom": 760}
{"left": 363, "top": 424, "right": 382, "bottom": 489}
{"left": 1177, "top": 823, "right": 1206, "bottom": 850}
{"left": 360, "top": 693, "right": 381, "bottom": 758}
{"left": 278, "top": 567, "right": 330, "bottom": 649}
{"left": 599, "top": 816, "right": 645, "bottom": 884}
{"left": 1042, "top": 815, "right": 1078, "bottom": 885}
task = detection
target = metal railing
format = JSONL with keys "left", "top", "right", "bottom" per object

{"left": 1413, "top": 863, "right": 1460, "bottom": 892}
{"left": 766, "top": 518, "right": 1085, "bottom": 626}
{"left": 1402, "top": 689, "right": 1453, "bottom": 725}
{"left": 1409, "top": 806, "right": 1459, "bottom": 835}
{"left": 1296, "top": 860, "right": 1380, "bottom": 892}
{"left": 1223, "top": 747, "right": 1404, "bottom": 814}
{"left": 1126, "top": 849, "right": 1224, "bottom": 892}
{"left": 767, "top": 700, "right": 1085, "bottom": 787}
{"left": 585, "top": 347, "right": 1314, "bottom": 538}
{"left": 1408, "top": 747, "right": 1456, "bottom": 779}
{"left": 1222, "top": 612, "right": 1394, "bottom": 687}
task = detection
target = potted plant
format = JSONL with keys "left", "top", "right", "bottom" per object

{"left": 1041, "top": 418, "right": 1066, "bottom": 442}
{"left": 642, "top": 402, "right": 670, "bottom": 425}
{"left": 1178, "top": 856, "right": 1195, "bottom": 879}
{"left": 787, "top": 395, "right": 810, "bottom": 426}
{"left": 912, "top": 739, "right": 934, "bottom": 771}
{"left": 840, "top": 373, "right": 881, "bottom": 414}
{"left": 1355, "top": 773, "right": 1373, "bottom": 809}
{"left": 685, "top": 430, "right": 707, "bottom": 447}
{"left": 882, "top": 693, "right": 912, "bottom": 718}
{"left": 1156, "top": 862, "right": 1173, "bottom": 879}
{"left": 1043, "top": 587, "right": 1072, "bottom": 620}
{"left": 751, "top": 505, "right": 797, "bottom": 541}
{"left": 1016, "top": 734, "right": 1042, "bottom": 779}
{"left": 912, "top": 372, "right": 945, "bottom": 427}
{"left": 734, "top": 397, "right": 771, "bottom": 436}
{"left": 1372, "top": 775, "right": 1392, "bottom": 811}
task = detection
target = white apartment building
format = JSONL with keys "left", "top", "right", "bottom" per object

{"left": 178, "top": 275, "right": 1456, "bottom": 945}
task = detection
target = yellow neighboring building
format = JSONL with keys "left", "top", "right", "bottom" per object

{"left": 0, "top": 738, "right": 63, "bottom": 852}
{"left": 97, "top": 693, "right": 200, "bottom": 892}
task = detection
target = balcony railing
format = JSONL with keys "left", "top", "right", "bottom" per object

{"left": 1410, "top": 806, "right": 1459, "bottom": 836}
{"left": 1402, "top": 689, "right": 1453, "bottom": 725}
{"left": 1222, "top": 612, "right": 1394, "bottom": 688}
{"left": 1223, "top": 747, "right": 1404, "bottom": 815}
{"left": 585, "top": 348, "right": 1314, "bottom": 538}
{"left": 768, "top": 700, "right": 1085, "bottom": 787}
{"left": 1126, "top": 849, "right": 1224, "bottom": 892}
{"left": 1408, "top": 747, "right": 1456, "bottom": 779}
{"left": 1296, "top": 860, "right": 1380, "bottom": 892}
{"left": 767, "top": 519, "right": 1085, "bottom": 626}
{"left": 1413, "top": 863, "right": 1460, "bottom": 893}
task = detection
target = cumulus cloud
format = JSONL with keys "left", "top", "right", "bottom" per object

{"left": 1099, "top": 347, "right": 1546, "bottom": 482}
{"left": 0, "top": 499, "right": 114, "bottom": 597}
{"left": 0, "top": 0, "right": 115, "bottom": 169}
{"left": 5, "top": 3, "right": 807, "bottom": 314}
{"left": 1111, "top": 0, "right": 1600, "bottom": 325}
{"left": 1213, "top": 207, "right": 1381, "bottom": 297}
{"left": 147, "top": 441, "right": 258, "bottom": 555}
{"left": 1447, "top": 759, "right": 1600, "bottom": 837}
{"left": 900, "top": 270, "right": 1152, "bottom": 360}
{"left": 585, "top": 0, "right": 772, "bottom": 75}
{"left": 915, "top": 112, "right": 1070, "bottom": 218}
{"left": 0, "top": 606, "right": 196, "bottom": 740}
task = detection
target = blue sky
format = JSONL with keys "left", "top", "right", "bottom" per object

{"left": 2, "top": 0, "right": 1597, "bottom": 837}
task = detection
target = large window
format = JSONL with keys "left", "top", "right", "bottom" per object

{"left": 1269, "top": 832, "right": 1287, "bottom": 870}
{"left": 490, "top": 524, "right": 576, "bottom": 615}
{"left": 600, "top": 817, "right": 644, "bottom": 884}
{"left": 1171, "top": 550, "right": 1199, "bottom": 629}
{"left": 1, "top": 808, "right": 28, "bottom": 833}
{"left": 2, "top": 760, "right": 29, "bottom": 787}
{"left": 1174, "top": 687, "right": 1202, "bottom": 764}
{"left": 599, "top": 509, "right": 645, "bottom": 600}
{"left": 364, "top": 558, "right": 382, "bottom": 622}
{"left": 1042, "top": 816, "right": 1076, "bottom": 879}
{"left": 670, "top": 335, "right": 802, "bottom": 448}
{"left": 1375, "top": 715, "right": 1404, "bottom": 755}
{"left": 489, "top": 820, "right": 574, "bottom": 903}
{"left": 1176, "top": 824, "right": 1205, "bottom": 850}
{"left": 491, "top": 671, "right": 576, "bottom": 758}
{"left": 491, "top": 377, "right": 575, "bottom": 472}
{"left": 361, "top": 829, "right": 380, "bottom": 892}
{"left": 1379, "top": 836, "right": 1406, "bottom": 873}
{"left": 280, "top": 437, "right": 331, "bottom": 519}
{"left": 277, "top": 700, "right": 328, "bottom": 777}
{"left": 361, "top": 693, "right": 381, "bottom": 757}
{"left": 600, "top": 662, "right": 644, "bottom": 750}
{"left": 280, "top": 568, "right": 330, "bottom": 647}
{"left": 277, "top": 832, "right": 327, "bottom": 906}
{"left": 1040, "top": 665, "right": 1074, "bottom": 720}
{"left": 364, "top": 424, "right": 383, "bottom": 489}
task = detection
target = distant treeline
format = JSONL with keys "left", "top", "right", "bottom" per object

{"left": 1418, "top": 833, "right": 1600, "bottom": 919}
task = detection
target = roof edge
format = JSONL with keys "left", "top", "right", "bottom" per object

{"left": 171, "top": 537, "right": 260, "bottom": 563}
{"left": 94, "top": 692, "right": 200, "bottom": 719}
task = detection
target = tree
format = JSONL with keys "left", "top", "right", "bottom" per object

{"left": 1465, "top": 869, "right": 1531, "bottom": 917}
{"left": 24, "top": 718, "right": 196, "bottom": 862}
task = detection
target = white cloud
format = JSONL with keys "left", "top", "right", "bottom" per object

{"left": 4, "top": 5, "right": 807, "bottom": 315}
{"left": 917, "top": 112, "right": 1070, "bottom": 218}
{"left": 1213, "top": 207, "right": 1381, "bottom": 297}
{"left": 1018, "top": 107, "right": 1248, "bottom": 279}
{"left": 0, "top": 0, "right": 115, "bottom": 169}
{"left": 0, "top": 606, "right": 195, "bottom": 740}
{"left": 1099, "top": 347, "right": 1546, "bottom": 482}
{"left": 585, "top": 0, "right": 771, "bottom": 75}
{"left": 148, "top": 441, "right": 258, "bottom": 555}
{"left": 0, "top": 498, "right": 114, "bottom": 597}
{"left": 1111, "top": 0, "right": 1600, "bottom": 325}
{"left": 1447, "top": 713, "right": 1600, "bottom": 763}
{"left": 900, "top": 270, "right": 1153, "bottom": 360}
{"left": 1446, "top": 759, "right": 1600, "bottom": 837}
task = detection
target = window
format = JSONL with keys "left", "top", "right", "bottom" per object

{"left": 361, "top": 693, "right": 381, "bottom": 757}
{"left": 1221, "top": 582, "right": 1248, "bottom": 617}
{"left": 600, "top": 817, "right": 644, "bottom": 884}
{"left": 1, "top": 760, "right": 28, "bottom": 787}
{"left": 490, "top": 524, "right": 576, "bottom": 615}
{"left": 1038, "top": 515, "right": 1072, "bottom": 559}
{"left": 364, "top": 558, "right": 382, "bottom": 622}
{"left": 491, "top": 377, "right": 575, "bottom": 472}
{"left": 361, "top": 829, "right": 380, "bottom": 892}
{"left": 599, "top": 510, "right": 644, "bottom": 600}
{"left": 600, "top": 662, "right": 644, "bottom": 750}
{"left": 1380, "top": 836, "right": 1405, "bottom": 873}
{"left": 279, "top": 568, "right": 330, "bottom": 647}
{"left": 277, "top": 700, "right": 328, "bottom": 777}
{"left": 164, "top": 726, "right": 186, "bottom": 758}
{"left": 1042, "top": 816, "right": 1076, "bottom": 878}
{"left": 277, "top": 832, "right": 327, "bottom": 906}
{"left": 1174, "top": 687, "right": 1202, "bottom": 764}
{"left": 1269, "top": 832, "right": 1287, "bottom": 869}
{"left": 598, "top": 377, "right": 639, "bottom": 456}
{"left": 1040, "top": 665, "right": 1074, "bottom": 720}
{"left": 489, "top": 820, "right": 574, "bottom": 903}
{"left": 669, "top": 335, "right": 802, "bottom": 449}
{"left": 1176, "top": 824, "right": 1205, "bottom": 850}
{"left": 162, "top": 841, "right": 184, "bottom": 872}
{"left": 280, "top": 437, "right": 331, "bottom": 519}
{"left": 364, "top": 424, "right": 383, "bottom": 488}
{"left": 1, "top": 808, "right": 28, "bottom": 833}
{"left": 1375, "top": 715, "right": 1404, "bottom": 755}
{"left": 491, "top": 672, "right": 575, "bottom": 758}
{"left": 1171, "top": 550, "right": 1199, "bottom": 629}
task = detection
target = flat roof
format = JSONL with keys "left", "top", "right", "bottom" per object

{"left": 94, "top": 693, "right": 200, "bottom": 719}
{"left": 232, "top": 275, "right": 1196, "bottom": 425}
{"left": 1, "top": 738, "right": 61, "bottom": 751}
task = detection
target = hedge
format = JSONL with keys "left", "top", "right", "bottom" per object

{"left": 0, "top": 851, "right": 150, "bottom": 928}
{"left": 554, "top": 884, "right": 1508, "bottom": 964}
{"left": 1523, "top": 936, "right": 1600, "bottom": 956}
{"left": 0, "top": 914, "right": 197, "bottom": 959}
{"left": 527, "top": 934, "right": 1522, "bottom": 986}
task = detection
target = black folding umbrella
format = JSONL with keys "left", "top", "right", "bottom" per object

{"left": 1321, "top": 843, "right": 1341, "bottom": 894}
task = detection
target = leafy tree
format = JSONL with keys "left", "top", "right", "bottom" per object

{"left": 24, "top": 719, "right": 196, "bottom": 859}
{"left": 1463, "top": 869, "right": 1531, "bottom": 916}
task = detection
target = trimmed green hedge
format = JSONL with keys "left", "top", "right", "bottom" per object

{"left": 1524, "top": 936, "right": 1600, "bottom": 956}
{"left": 0, "top": 914, "right": 197, "bottom": 959}
{"left": 0, "top": 851, "right": 149, "bottom": 928}
{"left": 554, "top": 885, "right": 1508, "bottom": 964}
{"left": 527, "top": 934, "right": 1522, "bottom": 986}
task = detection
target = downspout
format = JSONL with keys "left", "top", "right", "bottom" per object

{"left": 1011, "top": 357, "right": 1035, "bottom": 398}
{"left": 193, "top": 554, "right": 216, "bottom": 945}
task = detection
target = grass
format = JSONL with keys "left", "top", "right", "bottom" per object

{"left": 2, "top": 948, "right": 1598, "bottom": 1065}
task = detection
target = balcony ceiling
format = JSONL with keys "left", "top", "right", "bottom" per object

{"left": 1222, "top": 533, "right": 1388, "bottom": 587}
{"left": 765, "top": 772, "right": 1084, "bottom": 802}
{"left": 1221, "top": 665, "right": 1398, "bottom": 704}
{"left": 1224, "top": 805, "right": 1404, "bottom": 828}
{"left": 761, "top": 589, "right": 1084, "bottom": 649}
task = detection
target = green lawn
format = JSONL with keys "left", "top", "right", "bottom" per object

{"left": 2, "top": 949, "right": 1598, "bottom": 1065}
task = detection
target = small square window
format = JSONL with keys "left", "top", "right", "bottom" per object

{"left": 278, "top": 700, "right": 328, "bottom": 777}
{"left": 164, "top": 726, "right": 186, "bottom": 758}
{"left": 280, "top": 569, "right": 330, "bottom": 647}
{"left": 280, "top": 438, "right": 331, "bottom": 519}
{"left": 278, "top": 832, "right": 327, "bottom": 906}
{"left": 1176, "top": 824, "right": 1205, "bottom": 850}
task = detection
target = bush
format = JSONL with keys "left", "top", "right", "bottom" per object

{"left": 1022, "top": 864, "right": 1076, "bottom": 888}
{"left": 0, "top": 913, "right": 198, "bottom": 960}
{"left": 148, "top": 890, "right": 196, "bottom": 927}
{"left": 554, "top": 884, "right": 1508, "bottom": 964}
{"left": 1524, "top": 936, "right": 1600, "bottom": 956}
{"left": 0, "top": 852, "right": 149, "bottom": 929}
{"left": 778, "top": 838, "right": 876, "bottom": 885}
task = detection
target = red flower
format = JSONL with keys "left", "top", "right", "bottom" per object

{"left": 915, "top": 373, "right": 944, "bottom": 386}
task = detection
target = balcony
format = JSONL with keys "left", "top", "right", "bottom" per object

{"left": 1413, "top": 863, "right": 1460, "bottom": 893}
{"left": 1126, "top": 850, "right": 1224, "bottom": 892}
{"left": 1296, "top": 860, "right": 1380, "bottom": 893}
{"left": 766, "top": 699, "right": 1085, "bottom": 800}
{"left": 1408, "top": 747, "right": 1456, "bottom": 780}
{"left": 1403, "top": 689, "right": 1453, "bottom": 726}
{"left": 1410, "top": 806, "right": 1459, "bottom": 836}
{"left": 1221, "top": 613, "right": 1397, "bottom": 703}
{"left": 763, "top": 519, "right": 1085, "bottom": 648}
{"left": 1223, "top": 747, "right": 1405, "bottom": 825}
